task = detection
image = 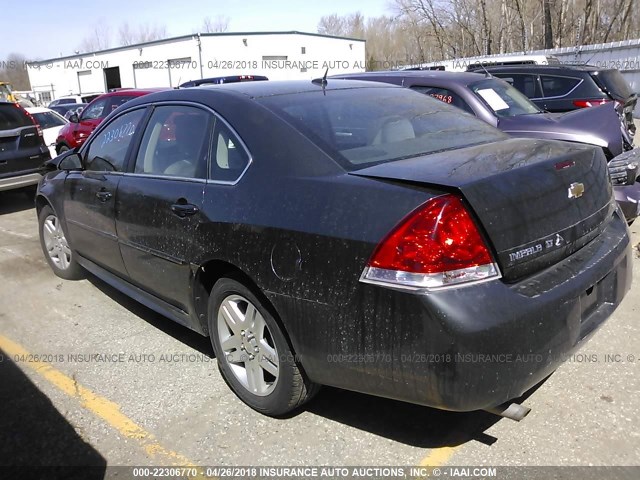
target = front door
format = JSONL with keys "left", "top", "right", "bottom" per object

{"left": 71, "top": 97, "right": 108, "bottom": 147}
{"left": 64, "top": 107, "right": 147, "bottom": 277}
{"left": 116, "top": 104, "right": 213, "bottom": 310}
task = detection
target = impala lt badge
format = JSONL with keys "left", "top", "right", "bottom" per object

{"left": 568, "top": 182, "right": 585, "bottom": 199}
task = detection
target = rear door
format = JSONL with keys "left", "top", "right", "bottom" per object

{"left": 116, "top": 104, "right": 213, "bottom": 311}
{"left": 63, "top": 107, "right": 147, "bottom": 277}
{"left": 0, "top": 104, "right": 49, "bottom": 180}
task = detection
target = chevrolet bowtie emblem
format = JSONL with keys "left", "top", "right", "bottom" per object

{"left": 568, "top": 182, "right": 585, "bottom": 199}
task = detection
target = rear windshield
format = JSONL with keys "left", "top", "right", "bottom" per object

{"left": 259, "top": 87, "right": 506, "bottom": 170}
{"left": 470, "top": 78, "right": 541, "bottom": 117}
{"left": 32, "top": 111, "right": 67, "bottom": 129}
{"left": 591, "top": 70, "right": 633, "bottom": 101}
{"left": 0, "top": 104, "right": 32, "bottom": 130}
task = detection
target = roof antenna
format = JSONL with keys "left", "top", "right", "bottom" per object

{"left": 479, "top": 61, "right": 493, "bottom": 78}
{"left": 312, "top": 68, "right": 329, "bottom": 95}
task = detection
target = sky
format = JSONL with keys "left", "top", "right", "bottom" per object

{"left": 0, "top": 0, "right": 391, "bottom": 60}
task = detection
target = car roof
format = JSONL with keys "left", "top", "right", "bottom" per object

{"left": 195, "top": 79, "right": 399, "bottom": 98}
{"left": 333, "top": 70, "right": 487, "bottom": 86}
{"left": 477, "top": 64, "right": 602, "bottom": 73}
{"left": 104, "top": 88, "right": 167, "bottom": 97}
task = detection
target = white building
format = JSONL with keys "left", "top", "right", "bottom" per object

{"left": 27, "top": 31, "right": 366, "bottom": 104}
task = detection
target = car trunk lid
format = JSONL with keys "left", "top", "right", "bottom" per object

{"left": 350, "top": 138, "right": 614, "bottom": 281}
{"left": 498, "top": 103, "right": 623, "bottom": 158}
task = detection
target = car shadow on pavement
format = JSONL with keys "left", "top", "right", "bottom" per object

{"left": 0, "top": 190, "right": 36, "bottom": 215}
{"left": 84, "top": 273, "right": 545, "bottom": 450}
{"left": 85, "top": 273, "right": 214, "bottom": 357}
{"left": 305, "top": 380, "right": 546, "bottom": 449}
{"left": 0, "top": 348, "right": 107, "bottom": 478}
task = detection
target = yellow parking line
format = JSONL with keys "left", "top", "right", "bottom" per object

{"left": 0, "top": 334, "right": 199, "bottom": 468}
{"left": 418, "top": 445, "right": 458, "bottom": 467}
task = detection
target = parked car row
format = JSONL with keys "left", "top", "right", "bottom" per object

{"left": 35, "top": 79, "right": 632, "bottom": 420}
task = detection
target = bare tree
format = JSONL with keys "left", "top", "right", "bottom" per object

{"left": 0, "top": 53, "right": 30, "bottom": 90}
{"left": 201, "top": 15, "right": 230, "bottom": 33}
{"left": 78, "top": 22, "right": 112, "bottom": 53}
{"left": 119, "top": 22, "right": 167, "bottom": 45}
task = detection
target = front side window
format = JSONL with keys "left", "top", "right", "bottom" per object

{"left": 494, "top": 74, "right": 541, "bottom": 98}
{"left": 134, "top": 105, "right": 212, "bottom": 179}
{"left": 84, "top": 108, "right": 145, "bottom": 172}
{"left": 81, "top": 99, "right": 108, "bottom": 120}
{"left": 469, "top": 79, "right": 541, "bottom": 117}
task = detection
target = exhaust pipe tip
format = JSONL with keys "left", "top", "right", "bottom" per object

{"left": 484, "top": 402, "right": 531, "bottom": 422}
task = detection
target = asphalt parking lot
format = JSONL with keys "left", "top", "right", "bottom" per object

{"left": 1, "top": 170, "right": 640, "bottom": 472}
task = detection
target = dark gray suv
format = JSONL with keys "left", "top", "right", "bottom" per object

{"left": 0, "top": 102, "right": 50, "bottom": 193}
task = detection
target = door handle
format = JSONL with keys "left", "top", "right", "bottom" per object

{"left": 96, "top": 190, "right": 112, "bottom": 202}
{"left": 170, "top": 203, "right": 199, "bottom": 218}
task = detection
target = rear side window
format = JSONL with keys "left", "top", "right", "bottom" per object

{"left": 410, "top": 86, "right": 474, "bottom": 114}
{"left": 58, "top": 99, "right": 77, "bottom": 105}
{"left": 259, "top": 87, "right": 506, "bottom": 170}
{"left": 0, "top": 104, "right": 31, "bottom": 130}
{"left": 134, "top": 105, "right": 213, "bottom": 179}
{"left": 540, "top": 75, "right": 581, "bottom": 97}
{"left": 211, "top": 121, "right": 250, "bottom": 182}
{"left": 85, "top": 108, "right": 145, "bottom": 172}
{"left": 109, "top": 95, "right": 137, "bottom": 113}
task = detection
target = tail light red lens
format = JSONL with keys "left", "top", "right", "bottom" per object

{"left": 17, "top": 104, "right": 43, "bottom": 137}
{"left": 361, "top": 194, "right": 500, "bottom": 290}
{"left": 572, "top": 99, "right": 611, "bottom": 108}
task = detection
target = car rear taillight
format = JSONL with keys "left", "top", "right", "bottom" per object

{"left": 572, "top": 99, "right": 611, "bottom": 108}
{"left": 18, "top": 104, "right": 43, "bottom": 137}
{"left": 360, "top": 194, "right": 500, "bottom": 291}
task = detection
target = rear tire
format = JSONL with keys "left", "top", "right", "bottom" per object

{"left": 38, "top": 205, "right": 83, "bottom": 280}
{"left": 208, "top": 277, "right": 318, "bottom": 416}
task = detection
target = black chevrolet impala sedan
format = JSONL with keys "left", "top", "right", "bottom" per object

{"left": 36, "top": 80, "right": 632, "bottom": 417}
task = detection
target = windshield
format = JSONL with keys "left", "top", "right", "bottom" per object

{"left": 259, "top": 87, "right": 507, "bottom": 170}
{"left": 591, "top": 70, "right": 633, "bottom": 101}
{"left": 32, "top": 111, "right": 67, "bottom": 129}
{"left": 470, "top": 78, "right": 541, "bottom": 117}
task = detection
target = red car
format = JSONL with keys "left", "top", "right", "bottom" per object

{"left": 55, "top": 89, "right": 164, "bottom": 154}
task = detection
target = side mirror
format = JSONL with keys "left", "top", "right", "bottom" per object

{"left": 69, "top": 113, "right": 79, "bottom": 123}
{"left": 59, "top": 153, "right": 83, "bottom": 171}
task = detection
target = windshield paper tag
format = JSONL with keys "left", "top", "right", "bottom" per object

{"left": 476, "top": 89, "right": 510, "bottom": 111}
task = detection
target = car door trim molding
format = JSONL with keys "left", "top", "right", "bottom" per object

{"left": 118, "top": 237, "right": 186, "bottom": 265}
{"left": 66, "top": 218, "right": 119, "bottom": 240}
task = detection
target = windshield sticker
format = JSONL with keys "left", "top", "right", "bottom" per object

{"left": 100, "top": 121, "right": 137, "bottom": 147}
{"left": 430, "top": 93, "right": 454, "bottom": 104}
{"left": 476, "top": 89, "right": 509, "bottom": 111}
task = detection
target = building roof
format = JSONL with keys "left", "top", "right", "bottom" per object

{"left": 27, "top": 31, "right": 366, "bottom": 66}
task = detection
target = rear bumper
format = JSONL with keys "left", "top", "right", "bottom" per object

{"left": 292, "top": 209, "right": 632, "bottom": 411}
{"left": 0, "top": 172, "right": 42, "bottom": 192}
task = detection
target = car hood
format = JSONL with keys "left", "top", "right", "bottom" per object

{"left": 497, "top": 103, "right": 622, "bottom": 157}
